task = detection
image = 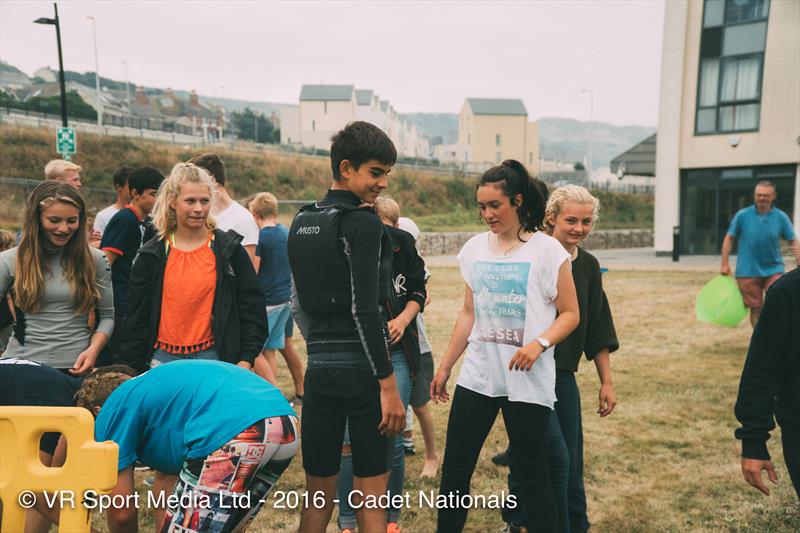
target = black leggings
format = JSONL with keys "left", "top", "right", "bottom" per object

{"left": 783, "top": 430, "right": 800, "bottom": 500}
{"left": 437, "top": 385, "right": 557, "bottom": 533}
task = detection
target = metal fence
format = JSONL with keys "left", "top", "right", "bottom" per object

{"left": 0, "top": 108, "right": 207, "bottom": 146}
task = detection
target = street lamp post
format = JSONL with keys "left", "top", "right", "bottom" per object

{"left": 581, "top": 88, "right": 594, "bottom": 181}
{"left": 34, "top": 3, "right": 68, "bottom": 127}
{"left": 121, "top": 60, "right": 131, "bottom": 107}
{"left": 86, "top": 16, "right": 102, "bottom": 127}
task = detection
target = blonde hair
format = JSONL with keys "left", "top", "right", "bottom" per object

{"left": 544, "top": 185, "right": 599, "bottom": 231}
{"left": 151, "top": 162, "right": 217, "bottom": 240}
{"left": 15, "top": 181, "right": 98, "bottom": 315}
{"left": 0, "top": 229, "right": 14, "bottom": 252}
{"left": 44, "top": 159, "right": 82, "bottom": 181}
{"left": 374, "top": 196, "right": 400, "bottom": 225}
{"left": 249, "top": 192, "right": 278, "bottom": 219}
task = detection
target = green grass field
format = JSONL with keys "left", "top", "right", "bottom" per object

{"left": 88, "top": 266, "right": 800, "bottom": 532}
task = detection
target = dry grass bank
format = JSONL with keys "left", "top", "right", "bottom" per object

{"left": 91, "top": 267, "right": 798, "bottom": 532}
{"left": 0, "top": 125, "right": 653, "bottom": 233}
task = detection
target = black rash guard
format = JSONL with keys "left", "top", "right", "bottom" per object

{"left": 735, "top": 268, "right": 800, "bottom": 460}
{"left": 292, "top": 189, "right": 393, "bottom": 379}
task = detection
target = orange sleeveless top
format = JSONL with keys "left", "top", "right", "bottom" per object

{"left": 156, "top": 234, "right": 216, "bottom": 354}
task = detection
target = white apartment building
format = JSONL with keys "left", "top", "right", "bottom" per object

{"left": 655, "top": 0, "right": 799, "bottom": 255}
{"left": 281, "top": 85, "right": 431, "bottom": 158}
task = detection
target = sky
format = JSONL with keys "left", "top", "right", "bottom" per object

{"left": 1, "top": 1, "right": 665, "bottom": 126}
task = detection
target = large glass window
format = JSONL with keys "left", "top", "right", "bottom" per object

{"left": 725, "top": 0, "right": 770, "bottom": 24}
{"left": 695, "top": 0, "right": 769, "bottom": 134}
{"left": 680, "top": 164, "right": 795, "bottom": 254}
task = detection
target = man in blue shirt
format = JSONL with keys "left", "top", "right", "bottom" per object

{"left": 248, "top": 192, "right": 305, "bottom": 403}
{"left": 721, "top": 181, "right": 799, "bottom": 326}
{"left": 74, "top": 361, "right": 298, "bottom": 533}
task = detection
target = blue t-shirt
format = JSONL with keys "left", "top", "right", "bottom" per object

{"left": 94, "top": 360, "right": 295, "bottom": 474}
{"left": 255, "top": 224, "right": 292, "bottom": 305}
{"left": 99, "top": 206, "right": 154, "bottom": 318}
{"left": 727, "top": 205, "right": 796, "bottom": 277}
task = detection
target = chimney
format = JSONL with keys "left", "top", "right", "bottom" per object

{"left": 189, "top": 90, "right": 199, "bottom": 107}
{"left": 134, "top": 86, "right": 148, "bottom": 106}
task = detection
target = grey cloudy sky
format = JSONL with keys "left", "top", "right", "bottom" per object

{"left": 1, "top": 1, "right": 664, "bottom": 126}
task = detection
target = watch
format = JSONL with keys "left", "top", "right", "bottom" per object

{"left": 535, "top": 337, "right": 552, "bottom": 350}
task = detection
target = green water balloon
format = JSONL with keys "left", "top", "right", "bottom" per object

{"left": 696, "top": 275, "right": 748, "bottom": 327}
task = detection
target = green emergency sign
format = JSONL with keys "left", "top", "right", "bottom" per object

{"left": 56, "top": 127, "right": 76, "bottom": 159}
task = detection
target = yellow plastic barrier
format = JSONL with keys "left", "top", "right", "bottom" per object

{"left": 0, "top": 406, "right": 118, "bottom": 533}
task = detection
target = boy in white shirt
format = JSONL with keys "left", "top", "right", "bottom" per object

{"left": 189, "top": 152, "right": 260, "bottom": 271}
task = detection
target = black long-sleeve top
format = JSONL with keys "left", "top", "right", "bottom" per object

{"left": 383, "top": 224, "right": 427, "bottom": 376}
{"left": 735, "top": 268, "right": 800, "bottom": 460}
{"left": 555, "top": 247, "right": 619, "bottom": 372}
{"left": 295, "top": 189, "right": 394, "bottom": 379}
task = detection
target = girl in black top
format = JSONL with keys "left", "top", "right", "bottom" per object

{"left": 544, "top": 185, "right": 619, "bottom": 533}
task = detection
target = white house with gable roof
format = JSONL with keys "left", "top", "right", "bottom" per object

{"left": 281, "top": 84, "right": 431, "bottom": 157}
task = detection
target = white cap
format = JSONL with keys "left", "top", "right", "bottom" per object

{"left": 397, "top": 217, "right": 420, "bottom": 240}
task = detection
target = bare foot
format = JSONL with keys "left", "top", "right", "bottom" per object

{"left": 421, "top": 457, "right": 439, "bottom": 478}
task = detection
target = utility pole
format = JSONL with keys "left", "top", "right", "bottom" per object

{"left": 86, "top": 16, "right": 102, "bottom": 126}
{"left": 121, "top": 59, "right": 131, "bottom": 107}
{"left": 581, "top": 88, "right": 594, "bottom": 181}
{"left": 34, "top": 3, "right": 68, "bottom": 127}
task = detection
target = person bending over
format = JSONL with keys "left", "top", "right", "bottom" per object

{"left": 31, "top": 360, "right": 300, "bottom": 533}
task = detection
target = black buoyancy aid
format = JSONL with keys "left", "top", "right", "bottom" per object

{"left": 288, "top": 202, "right": 396, "bottom": 317}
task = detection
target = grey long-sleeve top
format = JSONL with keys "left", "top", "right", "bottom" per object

{"left": 0, "top": 246, "right": 114, "bottom": 368}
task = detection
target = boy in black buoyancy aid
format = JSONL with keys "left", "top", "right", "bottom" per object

{"left": 288, "top": 121, "right": 406, "bottom": 533}
{"left": 336, "top": 196, "right": 428, "bottom": 533}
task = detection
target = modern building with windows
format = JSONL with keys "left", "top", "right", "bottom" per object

{"left": 655, "top": 0, "right": 799, "bottom": 255}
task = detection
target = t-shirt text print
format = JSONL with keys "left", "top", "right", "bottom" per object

{"left": 456, "top": 232, "right": 570, "bottom": 408}
{"left": 473, "top": 261, "right": 528, "bottom": 347}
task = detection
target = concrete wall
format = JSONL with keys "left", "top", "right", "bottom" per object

{"left": 416, "top": 229, "right": 654, "bottom": 257}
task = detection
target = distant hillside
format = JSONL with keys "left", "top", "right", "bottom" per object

{"left": 8, "top": 64, "right": 292, "bottom": 118}
{"left": 173, "top": 91, "right": 292, "bottom": 118}
{"left": 402, "top": 113, "right": 654, "bottom": 168}
{"left": 538, "top": 117, "right": 655, "bottom": 169}
{"left": 0, "top": 61, "right": 28, "bottom": 76}
{"left": 403, "top": 113, "right": 459, "bottom": 145}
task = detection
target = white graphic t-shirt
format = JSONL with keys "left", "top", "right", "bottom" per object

{"left": 456, "top": 231, "right": 570, "bottom": 408}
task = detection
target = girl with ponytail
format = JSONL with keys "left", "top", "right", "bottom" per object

{"left": 431, "top": 160, "right": 579, "bottom": 532}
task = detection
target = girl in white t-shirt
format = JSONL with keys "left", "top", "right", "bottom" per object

{"left": 431, "top": 160, "right": 579, "bottom": 533}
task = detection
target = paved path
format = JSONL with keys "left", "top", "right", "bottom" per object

{"left": 425, "top": 247, "right": 797, "bottom": 273}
